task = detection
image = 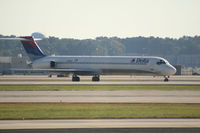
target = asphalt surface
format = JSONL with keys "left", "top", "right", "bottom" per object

{"left": 1, "top": 128, "right": 200, "bottom": 133}
{"left": 0, "top": 75, "right": 200, "bottom": 86}
{"left": 1, "top": 75, "right": 200, "bottom": 103}
{"left": 0, "top": 75, "right": 200, "bottom": 131}
{"left": 1, "top": 75, "right": 200, "bottom": 81}
{"left": 1, "top": 90, "right": 200, "bottom": 103}
{"left": 0, "top": 119, "right": 200, "bottom": 129}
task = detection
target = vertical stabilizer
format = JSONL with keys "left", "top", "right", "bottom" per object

{"left": 20, "top": 36, "right": 45, "bottom": 61}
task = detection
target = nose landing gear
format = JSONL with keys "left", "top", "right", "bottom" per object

{"left": 164, "top": 76, "right": 170, "bottom": 82}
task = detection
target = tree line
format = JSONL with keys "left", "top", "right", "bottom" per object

{"left": 0, "top": 34, "right": 200, "bottom": 57}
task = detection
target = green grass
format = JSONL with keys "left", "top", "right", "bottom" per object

{"left": 0, "top": 103, "right": 199, "bottom": 119}
{"left": 0, "top": 85, "right": 200, "bottom": 91}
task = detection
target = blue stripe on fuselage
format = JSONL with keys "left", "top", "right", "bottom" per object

{"left": 21, "top": 41, "right": 45, "bottom": 61}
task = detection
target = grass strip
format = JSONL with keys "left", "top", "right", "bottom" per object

{"left": 0, "top": 103, "right": 200, "bottom": 119}
{"left": 0, "top": 86, "right": 200, "bottom": 91}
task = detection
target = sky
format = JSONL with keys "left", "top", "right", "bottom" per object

{"left": 0, "top": 0, "right": 200, "bottom": 39}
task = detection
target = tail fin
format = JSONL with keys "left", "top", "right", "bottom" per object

{"left": 20, "top": 36, "right": 45, "bottom": 61}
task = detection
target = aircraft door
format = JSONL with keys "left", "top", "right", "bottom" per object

{"left": 50, "top": 61, "right": 56, "bottom": 68}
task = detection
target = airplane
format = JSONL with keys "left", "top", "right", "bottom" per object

{"left": 0, "top": 36, "right": 176, "bottom": 81}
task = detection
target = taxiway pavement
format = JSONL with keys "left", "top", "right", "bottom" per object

{"left": 0, "top": 75, "right": 200, "bottom": 131}
{"left": 0, "top": 75, "right": 200, "bottom": 86}
{"left": 0, "top": 119, "right": 200, "bottom": 129}
{"left": 0, "top": 90, "right": 200, "bottom": 103}
{"left": 1, "top": 128, "right": 200, "bottom": 133}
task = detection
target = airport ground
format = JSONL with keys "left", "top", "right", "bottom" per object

{"left": 0, "top": 75, "right": 200, "bottom": 132}
{"left": 0, "top": 75, "right": 200, "bottom": 85}
{"left": 1, "top": 128, "right": 200, "bottom": 133}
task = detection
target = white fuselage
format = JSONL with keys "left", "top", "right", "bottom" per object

{"left": 31, "top": 56, "right": 176, "bottom": 76}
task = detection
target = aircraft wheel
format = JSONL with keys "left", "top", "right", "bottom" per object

{"left": 92, "top": 76, "right": 100, "bottom": 82}
{"left": 76, "top": 77, "right": 80, "bottom": 81}
{"left": 164, "top": 77, "right": 169, "bottom": 82}
{"left": 72, "top": 76, "right": 80, "bottom": 82}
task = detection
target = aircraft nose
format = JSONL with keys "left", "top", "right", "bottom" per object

{"left": 168, "top": 65, "right": 176, "bottom": 75}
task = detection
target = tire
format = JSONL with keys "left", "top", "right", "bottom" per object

{"left": 164, "top": 78, "right": 169, "bottom": 82}
{"left": 72, "top": 77, "right": 80, "bottom": 82}
{"left": 92, "top": 77, "right": 100, "bottom": 81}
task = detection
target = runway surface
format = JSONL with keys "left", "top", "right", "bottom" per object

{"left": 0, "top": 119, "right": 200, "bottom": 129}
{"left": 1, "top": 81, "right": 200, "bottom": 86}
{"left": 1, "top": 75, "right": 200, "bottom": 81}
{"left": 1, "top": 75, "right": 200, "bottom": 131}
{"left": 0, "top": 75, "right": 200, "bottom": 86}
{"left": 1, "top": 128, "right": 200, "bottom": 133}
{"left": 0, "top": 90, "right": 200, "bottom": 103}
{"left": 1, "top": 75, "right": 200, "bottom": 103}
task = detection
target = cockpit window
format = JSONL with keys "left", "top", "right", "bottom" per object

{"left": 157, "top": 60, "right": 166, "bottom": 65}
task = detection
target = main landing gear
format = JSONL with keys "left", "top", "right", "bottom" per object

{"left": 72, "top": 74, "right": 80, "bottom": 82}
{"left": 92, "top": 74, "right": 100, "bottom": 81}
{"left": 72, "top": 74, "right": 100, "bottom": 82}
{"left": 164, "top": 76, "right": 169, "bottom": 82}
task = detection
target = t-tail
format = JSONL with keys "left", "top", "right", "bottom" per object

{"left": 19, "top": 36, "right": 45, "bottom": 61}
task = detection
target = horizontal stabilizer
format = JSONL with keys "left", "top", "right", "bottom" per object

{"left": 0, "top": 38, "right": 29, "bottom": 41}
{"left": 0, "top": 36, "right": 45, "bottom": 61}
{"left": 0, "top": 37, "right": 41, "bottom": 41}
